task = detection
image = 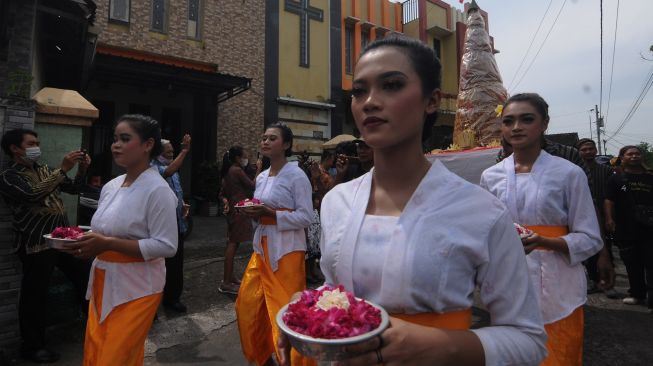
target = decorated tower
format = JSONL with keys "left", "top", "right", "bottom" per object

{"left": 453, "top": 0, "right": 508, "bottom": 148}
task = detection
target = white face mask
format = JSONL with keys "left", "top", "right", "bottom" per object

{"left": 240, "top": 159, "right": 249, "bottom": 167}
{"left": 157, "top": 155, "right": 172, "bottom": 165}
{"left": 25, "top": 147, "right": 41, "bottom": 162}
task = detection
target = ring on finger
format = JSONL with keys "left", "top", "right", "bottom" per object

{"left": 375, "top": 348, "right": 384, "bottom": 364}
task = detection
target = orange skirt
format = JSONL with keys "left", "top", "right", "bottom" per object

{"left": 83, "top": 267, "right": 161, "bottom": 366}
{"left": 235, "top": 238, "right": 314, "bottom": 366}
{"left": 540, "top": 306, "right": 584, "bottom": 366}
{"left": 524, "top": 226, "right": 583, "bottom": 365}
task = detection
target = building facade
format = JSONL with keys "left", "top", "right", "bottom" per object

{"left": 264, "top": 0, "right": 340, "bottom": 155}
{"left": 339, "top": 0, "right": 495, "bottom": 149}
{"left": 86, "top": 0, "right": 263, "bottom": 193}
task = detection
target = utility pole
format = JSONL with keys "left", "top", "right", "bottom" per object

{"left": 595, "top": 105, "right": 603, "bottom": 155}
{"left": 589, "top": 109, "right": 594, "bottom": 141}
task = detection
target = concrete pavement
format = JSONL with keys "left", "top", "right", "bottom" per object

{"left": 6, "top": 216, "right": 653, "bottom": 365}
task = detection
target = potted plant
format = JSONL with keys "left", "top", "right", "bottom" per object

{"left": 196, "top": 160, "right": 221, "bottom": 216}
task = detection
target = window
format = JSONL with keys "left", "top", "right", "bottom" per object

{"left": 109, "top": 0, "right": 130, "bottom": 23}
{"left": 345, "top": 24, "right": 354, "bottom": 74}
{"left": 361, "top": 29, "right": 370, "bottom": 51}
{"left": 151, "top": 0, "right": 167, "bottom": 33}
{"left": 433, "top": 38, "right": 441, "bottom": 61}
{"left": 187, "top": 0, "right": 201, "bottom": 39}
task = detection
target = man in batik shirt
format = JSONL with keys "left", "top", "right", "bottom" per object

{"left": 0, "top": 128, "right": 90, "bottom": 363}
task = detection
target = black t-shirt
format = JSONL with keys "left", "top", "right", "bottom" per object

{"left": 605, "top": 171, "right": 653, "bottom": 240}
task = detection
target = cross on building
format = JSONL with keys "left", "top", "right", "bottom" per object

{"left": 284, "top": 0, "right": 323, "bottom": 67}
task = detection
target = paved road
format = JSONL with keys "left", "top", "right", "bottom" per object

{"left": 7, "top": 216, "right": 653, "bottom": 365}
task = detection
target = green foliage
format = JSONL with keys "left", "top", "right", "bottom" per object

{"left": 6, "top": 69, "right": 33, "bottom": 98}
{"left": 637, "top": 142, "right": 653, "bottom": 168}
{"left": 197, "top": 160, "right": 220, "bottom": 201}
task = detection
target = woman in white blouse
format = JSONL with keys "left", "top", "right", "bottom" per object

{"left": 279, "top": 37, "right": 547, "bottom": 366}
{"left": 235, "top": 123, "right": 314, "bottom": 366}
{"left": 66, "top": 114, "right": 178, "bottom": 365}
{"left": 481, "top": 93, "right": 602, "bottom": 365}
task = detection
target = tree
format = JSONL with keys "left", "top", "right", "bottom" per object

{"left": 636, "top": 142, "right": 653, "bottom": 168}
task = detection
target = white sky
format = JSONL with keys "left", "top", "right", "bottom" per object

{"left": 394, "top": 0, "right": 653, "bottom": 154}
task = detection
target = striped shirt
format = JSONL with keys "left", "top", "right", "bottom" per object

{"left": 0, "top": 162, "right": 84, "bottom": 253}
{"left": 587, "top": 161, "right": 614, "bottom": 209}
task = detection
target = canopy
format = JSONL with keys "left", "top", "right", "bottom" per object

{"left": 322, "top": 134, "right": 356, "bottom": 149}
{"left": 33, "top": 87, "right": 99, "bottom": 119}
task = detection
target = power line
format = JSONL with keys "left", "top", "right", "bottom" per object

{"left": 606, "top": 66, "right": 653, "bottom": 140}
{"left": 609, "top": 134, "right": 647, "bottom": 145}
{"left": 610, "top": 136, "right": 633, "bottom": 148}
{"left": 604, "top": 133, "right": 653, "bottom": 147}
{"left": 604, "top": 0, "right": 620, "bottom": 127}
{"left": 506, "top": 0, "right": 554, "bottom": 90}
{"left": 605, "top": 139, "right": 622, "bottom": 155}
{"left": 511, "top": 0, "right": 568, "bottom": 92}
{"left": 606, "top": 131, "right": 653, "bottom": 139}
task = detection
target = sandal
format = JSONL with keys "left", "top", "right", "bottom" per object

{"left": 218, "top": 282, "right": 240, "bottom": 295}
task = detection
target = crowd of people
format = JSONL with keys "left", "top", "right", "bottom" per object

{"left": 0, "top": 36, "right": 651, "bottom": 366}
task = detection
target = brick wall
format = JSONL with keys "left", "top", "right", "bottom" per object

{"left": 0, "top": 0, "right": 37, "bottom": 352}
{"left": 93, "top": 0, "right": 266, "bottom": 159}
{"left": 0, "top": 97, "right": 36, "bottom": 352}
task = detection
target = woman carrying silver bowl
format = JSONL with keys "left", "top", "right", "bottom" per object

{"left": 279, "top": 37, "right": 547, "bottom": 366}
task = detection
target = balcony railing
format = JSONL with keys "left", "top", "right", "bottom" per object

{"left": 402, "top": 0, "right": 419, "bottom": 24}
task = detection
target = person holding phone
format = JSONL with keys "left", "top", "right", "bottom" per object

{"left": 0, "top": 129, "right": 91, "bottom": 363}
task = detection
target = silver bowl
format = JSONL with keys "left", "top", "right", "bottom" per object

{"left": 276, "top": 300, "right": 389, "bottom": 361}
{"left": 42, "top": 234, "right": 79, "bottom": 249}
{"left": 43, "top": 227, "right": 90, "bottom": 250}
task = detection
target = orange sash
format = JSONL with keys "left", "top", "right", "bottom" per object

{"left": 393, "top": 309, "right": 472, "bottom": 330}
{"left": 259, "top": 208, "right": 293, "bottom": 225}
{"left": 525, "top": 225, "right": 569, "bottom": 251}
{"left": 97, "top": 250, "right": 145, "bottom": 263}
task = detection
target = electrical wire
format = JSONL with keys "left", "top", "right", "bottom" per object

{"left": 511, "top": 0, "right": 568, "bottom": 92}
{"left": 604, "top": 132, "right": 653, "bottom": 145}
{"left": 506, "top": 0, "right": 554, "bottom": 91}
{"left": 606, "top": 66, "right": 653, "bottom": 140}
{"left": 604, "top": 0, "right": 619, "bottom": 127}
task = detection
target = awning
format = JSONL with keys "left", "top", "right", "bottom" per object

{"left": 322, "top": 134, "right": 355, "bottom": 149}
{"left": 93, "top": 45, "right": 251, "bottom": 103}
{"left": 33, "top": 87, "right": 98, "bottom": 126}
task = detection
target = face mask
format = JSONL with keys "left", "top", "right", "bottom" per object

{"left": 25, "top": 147, "right": 41, "bottom": 162}
{"left": 240, "top": 159, "right": 249, "bottom": 167}
{"left": 157, "top": 156, "right": 172, "bottom": 165}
